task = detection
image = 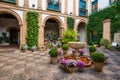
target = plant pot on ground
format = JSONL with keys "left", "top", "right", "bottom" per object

{"left": 49, "top": 47, "right": 58, "bottom": 64}
{"left": 89, "top": 46, "right": 96, "bottom": 57}
{"left": 21, "top": 45, "right": 28, "bottom": 52}
{"left": 31, "top": 45, "right": 37, "bottom": 52}
{"left": 91, "top": 52, "right": 105, "bottom": 72}
{"left": 62, "top": 44, "right": 68, "bottom": 54}
{"left": 100, "top": 38, "right": 109, "bottom": 49}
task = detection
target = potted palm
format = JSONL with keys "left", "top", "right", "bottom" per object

{"left": 49, "top": 47, "right": 58, "bottom": 64}
{"left": 62, "top": 44, "right": 68, "bottom": 54}
{"left": 89, "top": 46, "right": 96, "bottom": 57}
{"left": 91, "top": 52, "right": 105, "bottom": 71}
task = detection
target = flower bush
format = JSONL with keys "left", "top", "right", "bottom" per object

{"left": 66, "top": 59, "right": 77, "bottom": 67}
{"left": 104, "top": 54, "right": 110, "bottom": 59}
{"left": 59, "top": 58, "right": 66, "bottom": 65}
{"left": 76, "top": 60, "right": 86, "bottom": 68}
{"left": 78, "top": 49, "right": 85, "bottom": 55}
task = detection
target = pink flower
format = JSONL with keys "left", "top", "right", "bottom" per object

{"left": 76, "top": 60, "right": 86, "bottom": 68}
{"left": 59, "top": 58, "right": 66, "bottom": 65}
{"left": 72, "top": 49, "right": 76, "bottom": 54}
{"left": 58, "top": 49, "right": 63, "bottom": 56}
{"left": 78, "top": 49, "right": 85, "bottom": 55}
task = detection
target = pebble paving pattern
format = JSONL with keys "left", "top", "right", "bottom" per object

{"left": 0, "top": 47, "right": 120, "bottom": 80}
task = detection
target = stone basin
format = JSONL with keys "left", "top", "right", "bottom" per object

{"left": 68, "top": 42, "right": 86, "bottom": 50}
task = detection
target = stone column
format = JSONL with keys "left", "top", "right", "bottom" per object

{"left": 21, "top": 11, "right": 27, "bottom": 46}
{"left": 16, "top": 0, "right": 19, "bottom": 6}
{"left": 73, "top": 0, "right": 76, "bottom": 16}
{"left": 65, "top": 0, "right": 68, "bottom": 14}
{"left": 59, "top": 27, "right": 64, "bottom": 38}
{"left": 38, "top": 0, "right": 42, "bottom": 10}
{"left": 38, "top": 13, "right": 44, "bottom": 47}
{"left": 24, "top": 0, "right": 29, "bottom": 7}
{"left": 103, "top": 19, "right": 111, "bottom": 43}
{"left": 19, "top": 23, "right": 23, "bottom": 48}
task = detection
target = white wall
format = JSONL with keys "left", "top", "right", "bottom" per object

{"left": 61, "top": 0, "right": 65, "bottom": 13}
{"left": 42, "top": 0, "right": 47, "bottom": 10}
{"left": 88, "top": 0, "right": 92, "bottom": 15}
{"left": 42, "top": 14, "right": 49, "bottom": 23}
{"left": 98, "top": 0, "right": 109, "bottom": 10}
{"left": 68, "top": 0, "right": 73, "bottom": 15}
{"left": 29, "top": 0, "right": 38, "bottom": 9}
{"left": 18, "top": 0, "right": 24, "bottom": 7}
{"left": 76, "top": 0, "right": 79, "bottom": 16}
{"left": 58, "top": 16, "right": 64, "bottom": 24}
{"left": 12, "top": 9, "right": 23, "bottom": 22}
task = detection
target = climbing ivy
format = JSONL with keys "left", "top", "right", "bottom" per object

{"left": 87, "top": 3, "right": 120, "bottom": 45}
{"left": 67, "top": 17, "right": 74, "bottom": 29}
{"left": 26, "top": 11, "right": 39, "bottom": 48}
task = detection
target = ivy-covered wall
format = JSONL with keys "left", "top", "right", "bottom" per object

{"left": 67, "top": 17, "right": 74, "bottom": 29}
{"left": 87, "top": 3, "right": 120, "bottom": 45}
{"left": 26, "top": 11, "right": 39, "bottom": 48}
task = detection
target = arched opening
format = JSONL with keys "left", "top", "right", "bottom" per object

{"left": 77, "top": 22, "right": 86, "bottom": 42}
{"left": 0, "top": 12, "right": 20, "bottom": 47}
{"left": 44, "top": 19, "right": 60, "bottom": 43}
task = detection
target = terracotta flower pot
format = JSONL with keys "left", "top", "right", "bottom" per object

{"left": 78, "top": 68, "right": 84, "bottom": 72}
{"left": 66, "top": 66, "right": 76, "bottom": 73}
{"left": 93, "top": 61, "right": 104, "bottom": 71}
{"left": 59, "top": 63, "right": 65, "bottom": 69}
{"left": 63, "top": 50, "right": 67, "bottom": 55}
{"left": 50, "top": 57, "right": 58, "bottom": 64}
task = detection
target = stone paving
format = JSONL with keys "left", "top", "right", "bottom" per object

{"left": 0, "top": 47, "right": 120, "bottom": 80}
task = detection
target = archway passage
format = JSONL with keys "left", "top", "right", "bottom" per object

{"left": 44, "top": 19, "right": 60, "bottom": 41}
{"left": 0, "top": 12, "right": 20, "bottom": 48}
{"left": 77, "top": 22, "right": 86, "bottom": 42}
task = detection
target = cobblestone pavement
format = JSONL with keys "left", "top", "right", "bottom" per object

{"left": 0, "top": 47, "right": 120, "bottom": 80}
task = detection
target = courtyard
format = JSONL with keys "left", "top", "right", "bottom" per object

{"left": 0, "top": 47, "right": 120, "bottom": 80}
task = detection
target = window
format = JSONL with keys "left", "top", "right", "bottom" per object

{"left": 0, "top": 0, "right": 16, "bottom": 4}
{"left": 92, "top": 0, "right": 98, "bottom": 13}
{"left": 79, "top": 0, "right": 87, "bottom": 16}
{"left": 48, "top": 0, "right": 60, "bottom": 11}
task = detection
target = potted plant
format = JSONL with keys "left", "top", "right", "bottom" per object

{"left": 78, "top": 49, "right": 85, "bottom": 56}
{"left": 91, "top": 52, "right": 105, "bottom": 71}
{"left": 49, "top": 47, "right": 58, "bottom": 64}
{"left": 31, "top": 45, "right": 37, "bottom": 52}
{"left": 100, "top": 38, "right": 109, "bottom": 49}
{"left": 59, "top": 58, "right": 66, "bottom": 69}
{"left": 21, "top": 45, "right": 28, "bottom": 52}
{"left": 62, "top": 44, "right": 68, "bottom": 54}
{"left": 66, "top": 59, "right": 77, "bottom": 73}
{"left": 89, "top": 46, "right": 96, "bottom": 57}
{"left": 76, "top": 60, "right": 86, "bottom": 72}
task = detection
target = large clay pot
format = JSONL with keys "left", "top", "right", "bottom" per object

{"left": 93, "top": 61, "right": 104, "bottom": 71}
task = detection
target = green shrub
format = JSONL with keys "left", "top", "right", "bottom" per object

{"left": 89, "top": 46, "right": 96, "bottom": 52}
{"left": 49, "top": 48, "right": 58, "bottom": 57}
{"left": 62, "top": 29, "right": 76, "bottom": 44}
{"left": 62, "top": 44, "right": 68, "bottom": 50}
{"left": 92, "top": 52, "right": 105, "bottom": 62}
{"left": 107, "top": 44, "right": 112, "bottom": 49}
{"left": 100, "top": 38, "right": 109, "bottom": 47}
{"left": 67, "top": 17, "right": 74, "bottom": 29}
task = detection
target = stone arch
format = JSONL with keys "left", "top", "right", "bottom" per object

{"left": 0, "top": 8, "right": 22, "bottom": 25}
{"left": 42, "top": 15, "right": 64, "bottom": 28}
{"left": 76, "top": 19, "right": 87, "bottom": 30}
{"left": 76, "top": 19, "right": 87, "bottom": 42}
